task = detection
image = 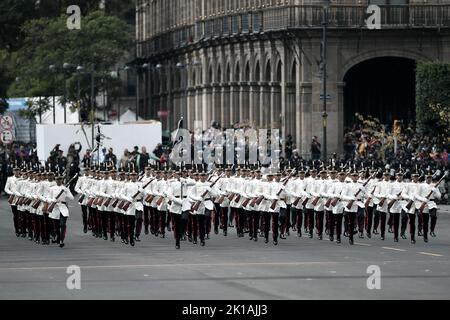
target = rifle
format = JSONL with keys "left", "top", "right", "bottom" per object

{"left": 78, "top": 194, "right": 85, "bottom": 204}
{"left": 405, "top": 174, "right": 427, "bottom": 210}
{"left": 364, "top": 185, "right": 377, "bottom": 208}
{"left": 191, "top": 174, "right": 224, "bottom": 211}
{"left": 122, "top": 178, "right": 155, "bottom": 211}
{"left": 418, "top": 172, "right": 448, "bottom": 212}
{"left": 270, "top": 169, "right": 296, "bottom": 210}
{"left": 346, "top": 171, "right": 378, "bottom": 210}
{"left": 45, "top": 174, "right": 79, "bottom": 213}
{"left": 387, "top": 191, "right": 403, "bottom": 211}
{"left": 8, "top": 195, "right": 15, "bottom": 205}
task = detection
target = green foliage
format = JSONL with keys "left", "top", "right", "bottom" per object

{"left": 416, "top": 61, "right": 450, "bottom": 136}
{"left": 0, "top": 49, "right": 11, "bottom": 113}
{"left": 8, "top": 10, "right": 131, "bottom": 121}
{"left": 19, "top": 97, "right": 52, "bottom": 121}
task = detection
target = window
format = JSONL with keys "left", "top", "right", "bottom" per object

{"left": 368, "top": 0, "right": 408, "bottom": 4}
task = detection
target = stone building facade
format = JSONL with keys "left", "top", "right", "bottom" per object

{"left": 135, "top": 0, "right": 450, "bottom": 157}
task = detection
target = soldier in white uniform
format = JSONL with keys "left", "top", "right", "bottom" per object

{"left": 313, "top": 170, "right": 328, "bottom": 240}
{"left": 46, "top": 175, "right": 74, "bottom": 248}
{"left": 188, "top": 173, "right": 213, "bottom": 246}
{"left": 401, "top": 173, "right": 421, "bottom": 244}
{"left": 417, "top": 174, "right": 442, "bottom": 242}
{"left": 327, "top": 171, "right": 346, "bottom": 243}
{"left": 141, "top": 167, "right": 154, "bottom": 235}
{"left": 154, "top": 171, "right": 170, "bottom": 238}
{"left": 289, "top": 170, "right": 308, "bottom": 237}
{"left": 216, "top": 169, "right": 232, "bottom": 236}
{"left": 304, "top": 169, "right": 318, "bottom": 238}
{"left": 39, "top": 172, "right": 56, "bottom": 245}
{"left": 74, "top": 168, "right": 91, "bottom": 233}
{"left": 230, "top": 169, "right": 247, "bottom": 237}
{"left": 4, "top": 168, "right": 22, "bottom": 236}
{"left": 341, "top": 172, "right": 365, "bottom": 245}
{"left": 387, "top": 172, "right": 407, "bottom": 242}
{"left": 166, "top": 171, "right": 184, "bottom": 249}
{"left": 119, "top": 172, "right": 143, "bottom": 246}
{"left": 373, "top": 172, "right": 391, "bottom": 240}
{"left": 363, "top": 169, "right": 379, "bottom": 238}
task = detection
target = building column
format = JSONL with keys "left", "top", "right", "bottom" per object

{"left": 300, "top": 82, "right": 312, "bottom": 158}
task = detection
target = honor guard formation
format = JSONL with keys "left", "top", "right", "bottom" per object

{"left": 4, "top": 163, "right": 448, "bottom": 249}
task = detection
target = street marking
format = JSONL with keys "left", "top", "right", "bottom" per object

{"left": 418, "top": 252, "right": 443, "bottom": 257}
{"left": 354, "top": 243, "right": 371, "bottom": 247}
{"left": 0, "top": 261, "right": 380, "bottom": 272}
{"left": 382, "top": 247, "right": 406, "bottom": 252}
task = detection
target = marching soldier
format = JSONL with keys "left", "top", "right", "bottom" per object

{"left": 290, "top": 169, "right": 308, "bottom": 237}
{"left": 416, "top": 174, "right": 442, "bottom": 242}
{"left": 47, "top": 175, "right": 74, "bottom": 248}
{"left": 363, "top": 169, "right": 379, "bottom": 238}
{"left": 328, "top": 171, "right": 346, "bottom": 243}
{"left": 74, "top": 168, "right": 91, "bottom": 233}
{"left": 141, "top": 167, "right": 154, "bottom": 235}
{"left": 341, "top": 171, "right": 365, "bottom": 245}
{"left": 401, "top": 173, "right": 421, "bottom": 244}
{"left": 373, "top": 172, "right": 391, "bottom": 240}
{"left": 166, "top": 170, "right": 184, "bottom": 249}
{"left": 119, "top": 172, "right": 143, "bottom": 246}
{"left": 304, "top": 169, "right": 318, "bottom": 238}
{"left": 4, "top": 168, "right": 22, "bottom": 237}
{"left": 387, "top": 172, "right": 406, "bottom": 242}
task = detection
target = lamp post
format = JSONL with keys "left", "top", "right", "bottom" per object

{"left": 62, "top": 63, "right": 77, "bottom": 124}
{"left": 321, "top": 1, "right": 330, "bottom": 161}
{"left": 49, "top": 65, "right": 57, "bottom": 124}
{"left": 76, "top": 65, "right": 84, "bottom": 123}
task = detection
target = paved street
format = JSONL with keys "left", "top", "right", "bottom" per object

{"left": 0, "top": 197, "right": 449, "bottom": 300}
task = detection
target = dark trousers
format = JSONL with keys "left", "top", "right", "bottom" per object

{"left": 295, "top": 209, "right": 303, "bottom": 231}
{"left": 430, "top": 209, "right": 437, "bottom": 232}
{"left": 109, "top": 212, "right": 116, "bottom": 238}
{"left": 117, "top": 213, "right": 124, "bottom": 239}
{"left": 335, "top": 214, "right": 343, "bottom": 240}
{"left": 326, "top": 211, "right": 333, "bottom": 236}
{"left": 205, "top": 211, "right": 212, "bottom": 235}
{"left": 251, "top": 211, "right": 260, "bottom": 239}
{"left": 135, "top": 211, "right": 143, "bottom": 237}
{"left": 280, "top": 207, "right": 289, "bottom": 234}
{"left": 366, "top": 206, "right": 374, "bottom": 234}
{"left": 357, "top": 207, "right": 365, "bottom": 233}
{"left": 159, "top": 211, "right": 167, "bottom": 235}
{"left": 191, "top": 214, "right": 206, "bottom": 241}
{"left": 325, "top": 210, "right": 330, "bottom": 232}
{"left": 236, "top": 208, "right": 245, "bottom": 235}
{"left": 271, "top": 212, "right": 279, "bottom": 241}
{"left": 81, "top": 205, "right": 88, "bottom": 229}
{"left": 59, "top": 215, "right": 68, "bottom": 243}
{"left": 316, "top": 211, "right": 324, "bottom": 236}
{"left": 33, "top": 214, "right": 40, "bottom": 241}
{"left": 417, "top": 213, "right": 423, "bottom": 233}
{"left": 422, "top": 211, "right": 431, "bottom": 239}
{"left": 306, "top": 209, "right": 314, "bottom": 236}
{"left": 52, "top": 218, "right": 60, "bottom": 243}
{"left": 304, "top": 211, "right": 309, "bottom": 231}
{"left": 379, "top": 211, "right": 387, "bottom": 237}
{"left": 388, "top": 212, "right": 393, "bottom": 229}
{"left": 171, "top": 213, "right": 182, "bottom": 246}
{"left": 401, "top": 211, "right": 409, "bottom": 235}
{"left": 408, "top": 212, "right": 416, "bottom": 241}
{"left": 27, "top": 212, "right": 33, "bottom": 237}
{"left": 149, "top": 207, "right": 157, "bottom": 233}
{"left": 125, "top": 215, "right": 136, "bottom": 242}
{"left": 373, "top": 210, "right": 380, "bottom": 231}
{"left": 347, "top": 212, "right": 356, "bottom": 242}
{"left": 143, "top": 206, "right": 150, "bottom": 232}
{"left": 329, "top": 213, "right": 336, "bottom": 237}
{"left": 213, "top": 203, "right": 221, "bottom": 231}
{"left": 40, "top": 214, "right": 49, "bottom": 242}
{"left": 11, "top": 206, "right": 20, "bottom": 234}
{"left": 392, "top": 212, "right": 401, "bottom": 239}
{"left": 101, "top": 211, "right": 109, "bottom": 237}
{"left": 221, "top": 207, "right": 228, "bottom": 233}
{"left": 263, "top": 212, "right": 271, "bottom": 239}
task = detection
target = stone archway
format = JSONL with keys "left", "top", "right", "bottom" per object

{"left": 343, "top": 56, "right": 417, "bottom": 127}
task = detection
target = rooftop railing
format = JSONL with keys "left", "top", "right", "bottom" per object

{"left": 137, "top": 4, "right": 450, "bottom": 57}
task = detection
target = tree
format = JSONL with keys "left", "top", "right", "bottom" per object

{"left": 8, "top": 10, "right": 131, "bottom": 121}
{"left": 0, "top": 50, "right": 11, "bottom": 113}
{"left": 416, "top": 61, "right": 450, "bottom": 136}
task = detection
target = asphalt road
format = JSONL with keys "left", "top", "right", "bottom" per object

{"left": 0, "top": 197, "right": 449, "bottom": 300}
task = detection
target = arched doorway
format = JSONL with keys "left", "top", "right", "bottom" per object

{"left": 344, "top": 57, "right": 416, "bottom": 127}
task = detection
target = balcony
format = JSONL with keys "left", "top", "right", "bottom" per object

{"left": 137, "top": 5, "right": 450, "bottom": 58}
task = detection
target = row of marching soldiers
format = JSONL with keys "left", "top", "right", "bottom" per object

{"left": 74, "top": 165, "right": 445, "bottom": 249}
{"left": 5, "top": 168, "right": 75, "bottom": 248}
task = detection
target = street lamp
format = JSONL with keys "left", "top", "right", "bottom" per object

{"left": 321, "top": 1, "right": 330, "bottom": 161}
{"left": 49, "top": 65, "right": 57, "bottom": 124}
{"left": 63, "top": 63, "right": 77, "bottom": 123}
